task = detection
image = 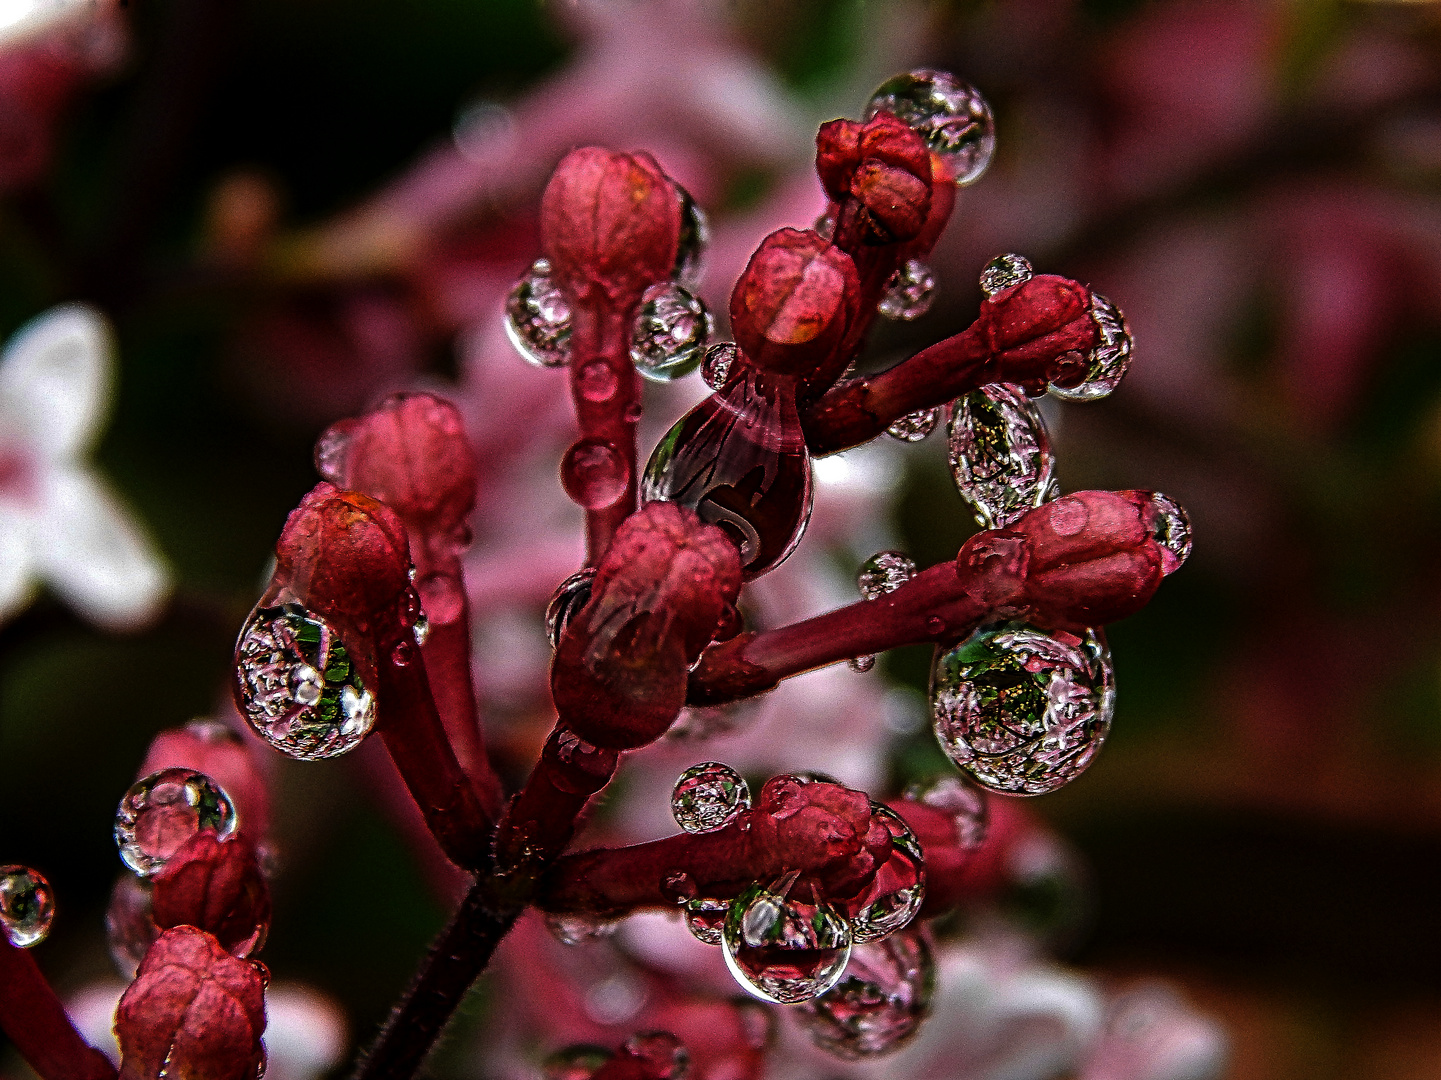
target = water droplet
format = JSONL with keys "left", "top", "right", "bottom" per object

{"left": 0, "top": 865, "right": 54, "bottom": 948}
{"left": 661, "top": 871, "right": 698, "bottom": 904}
{"left": 906, "top": 774, "right": 988, "bottom": 853}
{"left": 931, "top": 623, "right": 1115, "bottom": 795}
{"left": 546, "top": 568, "right": 596, "bottom": 650}
{"left": 673, "top": 184, "right": 709, "bottom": 291}
{"left": 700, "top": 342, "right": 737, "bottom": 391}
{"left": 106, "top": 873, "right": 157, "bottom": 977}
{"left": 684, "top": 896, "right": 730, "bottom": 945}
{"left": 1048, "top": 291, "right": 1133, "bottom": 402}
{"left": 114, "top": 768, "right": 237, "bottom": 876}
{"left": 577, "top": 360, "right": 618, "bottom": 402}
{"left": 672, "top": 762, "right": 751, "bottom": 834}
{"left": 878, "top": 259, "right": 936, "bottom": 321}
{"left": 979, "top": 253, "right": 1033, "bottom": 297}
{"left": 235, "top": 603, "right": 377, "bottom": 760}
{"left": 623, "top": 1032, "right": 689, "bottom": 1080}
{"left": 543, "top": 1045, "right": 613, "bottom": 1080}
{"left": 504, "top": 257, "right": 572, "bottom": 368}
{"left": 722, "top": 876, "right": 853, "bottom": 1004}
{"left": 631, "top": 282, "right": 712, "bottom": 382}
{"left": 312, "top": 424, "right": 351, "bottom": 484}
{"left": 886, "top": 407, "right": 939, "bottom": 443}
{"left": 544, "top": 911, "right": 619, "bottom": 947}
{"left": 643, "top": 369, "right": 813, "bottom": 579}
{"left": 562, "top": 438, "right": 629, "bottom": 510}
{"left": 390, "top": 640, "right": 415, "bottom": 666}
{"left": 865, "top": 69, "right": 995, "bottom": 186}
{"left": 814, "top": 211, "right": 837, "bottom": 240}
{"left": 412, "top": 613, "right": 430, "bottom": 646}
{"left": 948, "top": 384, "right": 1057, "bottom": 528}
{"left": 1147, "top": 492, "right": 1192, "bottom": 574}
{"left": 849, "top": 654, "right": 877, "bottom": 673}
{"left": 848, "top": 806, "right": 925, "bottom": 943}
{"left": 797, "top": 930, "right": 935, "bottom": 1059}
{"left": 857, "top": 551, "right": 917, "bottom": 600}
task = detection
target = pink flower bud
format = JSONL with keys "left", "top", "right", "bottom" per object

{"left": 151, "top": 832, "right": 271, "bottom": 959}
{"left": 977, "top": 274, "right": 1100, "bottom": 390}
{"left": 816, "top": 114, "right": 933, "bottom": 243}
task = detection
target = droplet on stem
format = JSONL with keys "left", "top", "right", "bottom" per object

{"left": 886, "top": 407, "right": 940, "bottom": 443}
{"left": 979, "top": 253, "right": 1033, "bottom": 297}
{"left": 1048, "top": 291, "right": 1133, "bottom": 402}
{"left": 796, "top": 929, "right": 935, "bottom": 1059}
{"left": 722, "top": 875, "right": 853, "bottom": 1004}
{"left": 700, "top": 342, "right": 737, "bottom": 390}
{"left": 631, "top": 282, "right": 712, "bottom": 382}
{"left": 671, "top": 762, "right": 751, "bottom": 834}
{"left": 0, "top": 865, "right": 55, "bottom": 948}
{"left": 546, "top": 568, "right": 597, "bottom": 650}
{"left": 858, "top": 551, "right": 918, "bottom": 601}
{"left": 878, "top": 259, "right": 936, "bottom": 321}
{"left": 504, "top": 257, "right": 572, "bottom": 368}
{"left": 865, "top": 70, "right": 995, "bottom": 186}
{"left": 947, "top": 384, "right": 1058, "bottom": 528}
{"left": 562, "top": 438, "right": 630, "bottom": 510}
{"left": 114, "top": 769, "right": 237, "bottom": 876}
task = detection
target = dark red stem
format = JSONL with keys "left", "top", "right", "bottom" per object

{"left": 0, "top": 935, "right": 117, "bottom": 1080}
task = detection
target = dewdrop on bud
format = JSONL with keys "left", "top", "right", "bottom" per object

{"left": 878, "top": 259, "right": 936, "bottom": 321}
{"left": 948, "top": 384, "right": 1058, "bottom": 528}
{"left": 115, "top": 769, "right": 236, "bottom": 876}
{"left": 979, "top": 253, "right": 1033, "bottom": 297}
{"left": 865, "top": 70, "right": 995, "bottom": 186}
{"left": 672, "top": 183, "right": 709, "bottom": 291}
{"left": 1047, "top": 292, "right": 1133, "bottom": 402}
{"left": 546, "top": 568, "right": 596, "bottom": 650}
{"left": 631, "top": 282, "right": 712, "bottom": 382}
{"left": 848, "top": 805, "right": 925, "bottom": 943}
{"left": 0, "top": 865, "right": 54, "bottom": 947}
{"left": 1146, "top": 492, "right": 1192, "bottom": 573}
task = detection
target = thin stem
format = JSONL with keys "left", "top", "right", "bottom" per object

{"left": 0, "top": 935, "right": 117, "bottom": 1080}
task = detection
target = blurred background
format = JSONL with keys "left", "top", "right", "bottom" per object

{"left": 2, "top": 0, "right": 1441, "bottom": 1077}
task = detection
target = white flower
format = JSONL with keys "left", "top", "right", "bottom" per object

{"left": 0, "top": 303, "right": 171, "bottom": 629}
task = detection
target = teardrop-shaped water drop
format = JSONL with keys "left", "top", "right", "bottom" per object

{"left": 701, "top": 342, "right": 737, "bottom": 391}
{"left": 886, "top": 407, "right": 939, "bottom": 443}
{"left": 235, "top": 602, "right": 377, "bottom": 761}
{"left": 722, "top": 876, "right": 853, "bottom": 1004}
{"left": 857, "top": 551, "right": 917, "bottom": 601}
{"left": 115, "top": 768, "right": 237, "bottom": 876}
{"left": 562, "top": 438, "right": 630, "bottom": 510}
{"left": 671, "top": 762, "right": 750, "bottom": 834}
{"left": 0, "top": 865, "right": 55, "bottom": 948}
{"left": 643, "top": 368, "right": 813, "bottom": 579}
{"left": 546, "top": 568, "right": 596, "bottom": 650}
{"left": 411, "top": 612, "right": 430, "bottom": 646}
{"left": 878, "top": 259, "right": 936, "bottom": 321}
{"left": 979, "top": 253, "right": 1033, "bottom": 297}
{"left": 685, "top": 896, "right": 730, "bottom": 946}
{"left": 905, "top": 774, "right": 988, "bottom": 853}
{"left": 931, "top": 622, "right": 1114, "bottom": 796}
{"left": 1048, "top": 291, "right": 1133, "bottom": 402}
{"left": 673, "top": 184, "right": 709, "bottom": 291}
{"left": 631, "top": 282, "right": 712, "bottom": 382}
{"left": 947, "top": 384, "right": 1057, "bottom": 528}
{"left": 1147, "top": 492, "right": 1192, "bottom": 574}
{"left": 865, "top": 70, "right": 995, "bottom": 186}
{"left": 106, "top": 873, "right": 157, "bottom": 977}
{"left": 504, "top": 257, "right": 572, "bottom": 368}
{"left": 544, "top": 911, "right": 619, "bottom": 947}
{"left": 847, "top": 805, "right": 925, "bottom": 944}
{"left": 796, "top": 929, "right": 935, "bottom": 1059}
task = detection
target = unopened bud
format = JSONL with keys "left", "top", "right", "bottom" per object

{"left": 730, "top": 229, "right": 859, "bottom": 377}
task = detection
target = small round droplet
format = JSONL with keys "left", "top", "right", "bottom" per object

{"left": 979, "top": 253, "right": 1033, "bottom": 297}
{"left": 814, "top": 212, "right": 837, "bottom": 240}
{"left": 0, "top": 865, "right": 54, "bottom": 948}
{"left": 857, "top": 551, "right": 917, "bottom": 600}
{"left": 561, "top": 439, "right": 629, "bottom": 510}
{"left": 672, "top": 762, "right": 751, "bottom": 834}
{"left": 106, "top": 873, "right": 157, "bottom": 977}
{"left": 878, "top": 259, "right": 936, "bottom": 321}
{"left": 412, "top": 613, "right": 430, "bottom": 646}
{"left": 700, "top": 342, "right": 737, "bottom": 391}
{"left": 546, "top": 568, "right": 596, "bottom": 650}
{"left": 312, "top": 425, "right": 352, "bottom": 485}
{"left": 948, "top": 384, "right": 1057, "bottom": 528}
{"left": 543, "top": 1045, "right": 613, "bottom": 1080}
{"left": 723, "top": 877, "right": 853, "bottom": 1004}
{"left": 848, "top": 806, "right": 925, "bottom": 944}
{"left": 886, "top": 407, "right": 939, "bottom": 442}
{"left": 504, "top": 257, "right": 572, "bottom": 368}
{"left": 673, "top": 184, "right": 709, "bottom": 291}
{"left": 684, "top": 896, "right": 729, "bottom": 945}
{"left": 865, "top": 69, "right": 996, "bottom": 186}
{"left": 115, "top": 768, "right": 236, "bottom": 876}
{"left": 1048, "top": 291, "right": 1133, "bottom": 402}
{"left": 235, "top": 603, "right": 377, "bottom": 760}
{"left": 931, "top": 623, "right": 1115, "bottom": 795}
{"left": 623, "top": 1032, "right": 689, "bottom": 1080}
{"left": 631, "top": 282, "right": 712, "bottom": 382}
{"left": 796, "top": 930, "right": 935, "bottom": 1059}
{"left": 1146, "top": 492, "right": 1192, "bottom": 574}
{"left": 849, "top": 654, "right": 877, "bottom": 673}
{"left": 577, "top": 360, "right": 618, "bottom": 402}
{"left": 906, "top": 774, "right": 988, "bottom": 853}
{"left": 544, "top": 911, "right": 619, "bottom": 947}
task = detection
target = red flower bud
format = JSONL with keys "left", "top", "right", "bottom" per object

{"left": 815, "top": 114, "right": 933, "bottom": 243}
{"left": 976, "top": 275, "right": 1100, "bottom": 390}
{"left": 151, "top": 832, "right": 271, "bottom": 958}
{"left": 750, "top": 776, "right": 887, "bottom": 897}
{"left": 552, "top": 503, "right": 741, "bottom": 749}
{"left": 729, "top": 229, "right": 860, "bottom": 377}
{"left": 274, "top": 483, "right": 412, "bottom": 624}
{"left": 140, "top": 724, "right": 270, "bottom": 841}
{"left": 541, "top": 147, "right": 680, "bottom": 305}
{"left": 116, "top": 926, "right": 266, "bottom": 1080}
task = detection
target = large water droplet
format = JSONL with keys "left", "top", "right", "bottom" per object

{"left": 684, "top": 896, "right": 729, "bottom": 945}
{"left": 672, "top": 762, "right": 750, "bottom": 834}
{"left": 562, "top": 438, "right": 629, "bottom": 510}
{"left": 886, "top": 407, "right": 939, "bottom": 443}
{"left": 114, "top": 768, "right": 237, "bottom": 876}
{"left": 878, "top": 259, "right": 936, "bottom": 321}
{"left": 857, "top": 551, "right": 917, "bottom": 601}
{"left": 796, "top": 930, "right": 935, "bottom": 1059}
{"left": 701, "top": 342, "right": 737, "bottom": 391}
{"left": 1048, "top": 291, "right": 1133, "bottom": 402}
{"left": 848, "top": 805, "right": 925, "bottom": 944}
{"left": 865, "top": 70, "right": 996, "bottom": 186}
{"left": 906, "top": 775, "right": 988, "bottom": 853}
{"left": 631, "top": 282, "right": 712, "bottom": 382}
{"left": 1147, "top": 492, "right": 1192, "bottom": 574}
{"left": 673, "top": 184, "right": 709, "bottom": 292}
{"left": 931, "top": 623, "right": 1115, "bottom": 795}
{"left": 504, "top": 257, "right": 572, "bottom": 368}
{"left": 979, "top": 253, "right": 1033, "bottom": 297}
{"left": 106, "top": 873, "right": 157, "bottom": 977}
{"left": 947, "top": 384, "right": 1057, "bottom": 528}
{"left": 546, "top": 568, "right": 596, "bottom": 650}
{"left": 722, "top": 876, "right": 853, "bottom": 1004}
{"left": 0, "top": 865, "right": 54, "bottom": 948}
{"left": 544, "top": 911, "right": 619, "bottom": 947}
{"left": 643, "top": 369, "right": 813, "bottom": 579}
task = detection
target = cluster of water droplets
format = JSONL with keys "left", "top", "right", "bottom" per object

{"left": 114, "top": 768, "right": 237, "bottom": 875}
{"left": 878, "top": 259, "right": 936, "bottom": 321}
{"left": 671, "top": 762, "right": 751, "bottom": 833}
{"left": 0, "top": 864, "right": 54, "bottom": 947}
{"left": 851, "top": 551, "right": 917, "bottom": 672}
{"left": 235, "top": 601, "right": 377, "bottom": 760}
{"left": 865, "top": 69, "right": 996, "bottom": 186}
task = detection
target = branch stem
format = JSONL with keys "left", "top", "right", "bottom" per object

{"left": 0, "top": 935, "right": 117, "bottom": 1080}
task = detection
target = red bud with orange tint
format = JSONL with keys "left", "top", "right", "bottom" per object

{"left": 816, "top": 114, "right": 933, "bottom": 243}
{"left": 730, "top": 229, "right": 859, "bottom": 377}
